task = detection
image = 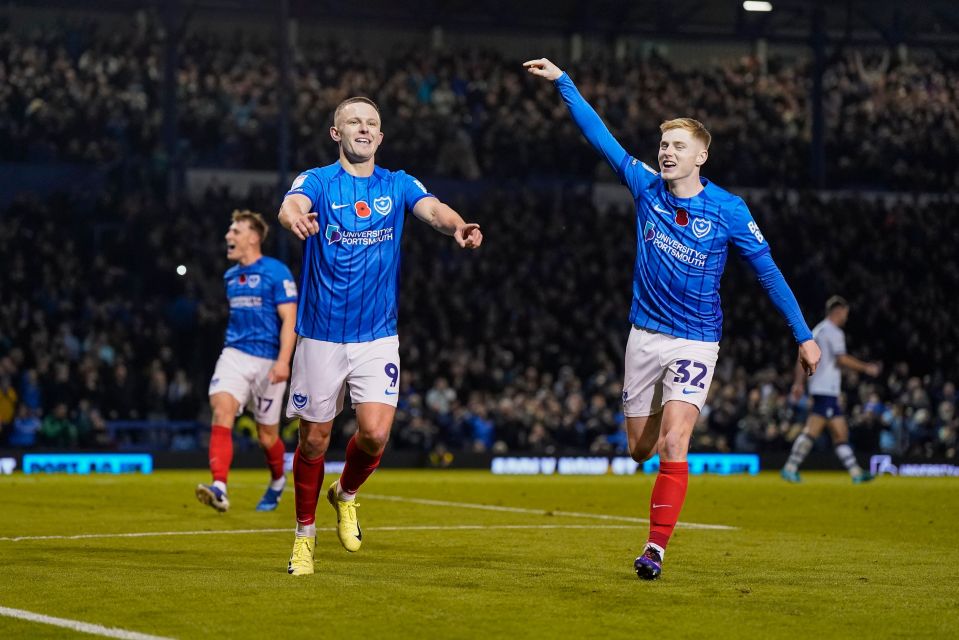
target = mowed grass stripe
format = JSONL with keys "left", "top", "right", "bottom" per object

{"left": 0, "top": 523, "right": 647, "bottom": 543}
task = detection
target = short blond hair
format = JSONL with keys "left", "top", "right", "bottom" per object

{"left": 333, "top": 97, "right": 380, "bottom": 126}
{"left": 232, "top": 209, "right": 268, "bottom": 243}
{"left": 660, "top": 118, "right": 711, "bottom": 149}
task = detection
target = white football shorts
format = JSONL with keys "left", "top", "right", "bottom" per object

{"left": 286, "top": 335, "right": 401, "bottom": 423}
{"left": 622, "top": 326, "right": 720, "bottom": 417}
{"left": 208, "top": 347, "right": 286, "bottom": 425}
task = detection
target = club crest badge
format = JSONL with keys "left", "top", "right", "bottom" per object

{"left": 692, "top": 218, "right": 712, "bottom": 239}
{"left": 373, "top": 196, "right": 392, "bottom": 216}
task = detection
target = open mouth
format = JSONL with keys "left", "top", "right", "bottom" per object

{"left": 661, "top": 160, "right": 677, "bottom": 171}
{"left": 355, "top": 137, "right": 371, "bottom": 147}
{"left": 227, "top": 243, "right": 236, "bottom": 252}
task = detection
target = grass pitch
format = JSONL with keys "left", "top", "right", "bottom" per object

{"left": 1, "top": 469, "right": 958, "bottom": 639}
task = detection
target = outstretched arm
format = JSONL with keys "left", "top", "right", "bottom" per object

{"left": 412, "top": 196, "right": 483, "bottom": 249}
{"left": 837, "top": 354, "right": 881, "bottom": 377}
{"left": 744, "top": 251, "right": 821, "bottom": 375}
{"left": 279, "top": 194, "right": 319, "bottom": 240}
{"left": 524, "top": 58, "right": 629, "bottom": 175}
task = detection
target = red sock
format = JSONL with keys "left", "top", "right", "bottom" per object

{"left": 338, "top": 435, "right": 383, "bottom": 494}
{"left": 293, "top": 447, "right": 324, "bottom": 526}
{"left": 263, "top": 437, "right": 286, "bottom": 481}
{"left": 648, "top": 460, "right": 689, "bottom": 550}
{"left": 209, "top": 425, "right": 233, "bottom": 484}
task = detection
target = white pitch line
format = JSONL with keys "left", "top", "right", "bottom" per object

{"left": 364, "top": 493, "right": 737, "bottom": 531}
{"left": 0, "top": 605, "right": 173, "bottom": 640}
{"left": 0, "top": 524, "right": 642, "bottom": 543}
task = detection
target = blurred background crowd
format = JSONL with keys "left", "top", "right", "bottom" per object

{"left": 1, "top": 9, "right": 956, "bottom": 460}
{"left": 4, "top": 18, "right": 959, "bottom": 189}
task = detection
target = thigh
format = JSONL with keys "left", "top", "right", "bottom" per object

{"left": 286, "top": 337, "right": 348, "bottom": 423}
{"left": 826, "top": 416, "right": 850, "bottom": 443}
{"left": 209, "top": 348, "right": 254, "bottom": 409}
{"left": 804, "top": 414, "right": 828, "bottom": 438}
{"left": 346, "top": 336, "right": 401, "bottom": 409}
{"left": 623, "top": 327, "right": 667, "bottom": 418}
{"left": 660, "top": 339, "right": 720, "bottom": 412}
{"left": 626, "top": 412, "right": 663, "bottom": 461}
{"left": 657, "top": 400, "right": 703, "bottom": 461}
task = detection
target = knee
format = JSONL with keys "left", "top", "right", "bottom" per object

{"left": 355, "top": 429, "right": 390, "bottom": 456}
{"left": 629, "top": 442, "right": 656, "bottom": 463}
{"left": 212, "top": 406, "right": 234, "bottom": 427}
{"left": 299, "top": 429, "right": 330, "bottom": 458}
{"left": 657, "top": 430, "right": 689, "bottom": 461}
{"left": 257, "top": 429, "right": 278, "bottom": 450}
{"left": 210, "top": 397, "right": 236, "bottom": 427}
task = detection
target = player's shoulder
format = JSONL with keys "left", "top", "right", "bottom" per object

{"left": 260, "top": 255, "right": 292, "bottom": 275}
{"left": 376, "top": 165, "right": 431, "bottom": 195}
{"left": 703, "top": 179, "right": 746, "bottom": 208}
{"left": 291, "top": 163, "right": 338, "bottom": 186}
{"left": 224, "top": 263, "right": 241, "bottom": 279}
{"left": 372, "top": 165, "right": 413, "bottom": 183}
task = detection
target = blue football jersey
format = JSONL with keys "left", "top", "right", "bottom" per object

{"left": 285, "top": 163, "right": 433, "bottom": 343}
{"left": 619, "top": 157, "right": 769, "bottom": 342}
{"left": 223, "top": 256, "right": 298, "bottom": 359}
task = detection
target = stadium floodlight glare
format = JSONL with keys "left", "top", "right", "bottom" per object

{"left": 743, "top": 1, "right": 773, "bottom": 11}
{"left": 176, "top": 264, "right": 187, "bottom": 276}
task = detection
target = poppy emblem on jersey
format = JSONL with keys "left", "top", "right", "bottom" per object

{"left": 692, "top": 218, "right": 712, "bottom": 239}
{"left": 247, "top": 275, "right": 260, "bottom": 288}
{"left": 643, "top": 221, "right": 656, "bottom": 242}
{"left": 238, "top": 274, "right": 247, "bottom": 285}
{"left": 355, "top": 201, "right": 372, "bottom": 218}
{"left": 674, "top": 207, "right": 689, "bottom": 227}
{"left": 291, "top": 393, "right": 308, "bottom": 410}
{"left": 326, "top": 224, "right": 342, "bottom": 245}
{"left": 373, "top": 196, "right": 392, "bottom": 216}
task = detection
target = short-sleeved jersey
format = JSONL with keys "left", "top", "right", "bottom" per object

{"left": 285, "top": 163, "right": 433, "bottom": 343}
{"left": 617, "top": 156, "right": 770, "bottom": 342}
{"left": 223, "top": 256, "right": 298, "bottom": 359}
{"left": 807, "top": 319, "right": 847, "bottom": 397}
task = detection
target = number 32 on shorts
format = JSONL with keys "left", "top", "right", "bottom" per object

{"left": 673, "top": 359, "right": 708, "bottom": 389}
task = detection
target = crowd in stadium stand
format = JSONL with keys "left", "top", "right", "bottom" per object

{"left": 1, "top": 184, "right": 956, "bottom": 459}
{"left": 3, "top": 20, "right": 959, "bottom": 189}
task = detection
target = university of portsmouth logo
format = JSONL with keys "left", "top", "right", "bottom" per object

{"left": 674, "top": 207, "right": 689, "bottom": 227}
{"left": 643, "top": 221, "right": 656, "bottom": 242}
{"left": 692, "top": 218, "right": 712, "bottom": 239}
{"left": 247, "top": 274, "right": 260, "bottom": 288}
{"left": 355, "top": 201, "right": 372, "bottom": 218}
{"left": 326, "top": 224, "right": 342, "bottom": 245}
{"left": 373, "top": 196, "right": 392, "bottom": 216}
{"left": 291, "top": 393, "right": 308, "bottom": 410}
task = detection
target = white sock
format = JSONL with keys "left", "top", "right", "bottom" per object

{"left": 295, "top": 523, "right": 316, "bottom": 538}
{"left": 213, "top": 480, "right": 227, "bottom": 494}
{"left": 269, "top": 476, "right": 286, "bottom": 492}
{"left": 835, "top": 443, "right": 863, "bottom": 476}
{"left": 337, "top": 479, "right": 357, "bottom": 502}
{"left": 645, "top": 542, "right": 665, "bottom": 559}
{"left": 784, "top": 433, "right": 813, "bottom": 473}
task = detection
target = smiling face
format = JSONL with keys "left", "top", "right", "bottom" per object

{"left": 330, "top": 99, "right": 384, "bottom": 163}
{"left": 658, "top": 127, "right": 708, "bottom": 182}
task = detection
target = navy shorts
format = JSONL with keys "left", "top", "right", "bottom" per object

{"left": 811, "top": 395, "right": 843, "bottom": 419}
